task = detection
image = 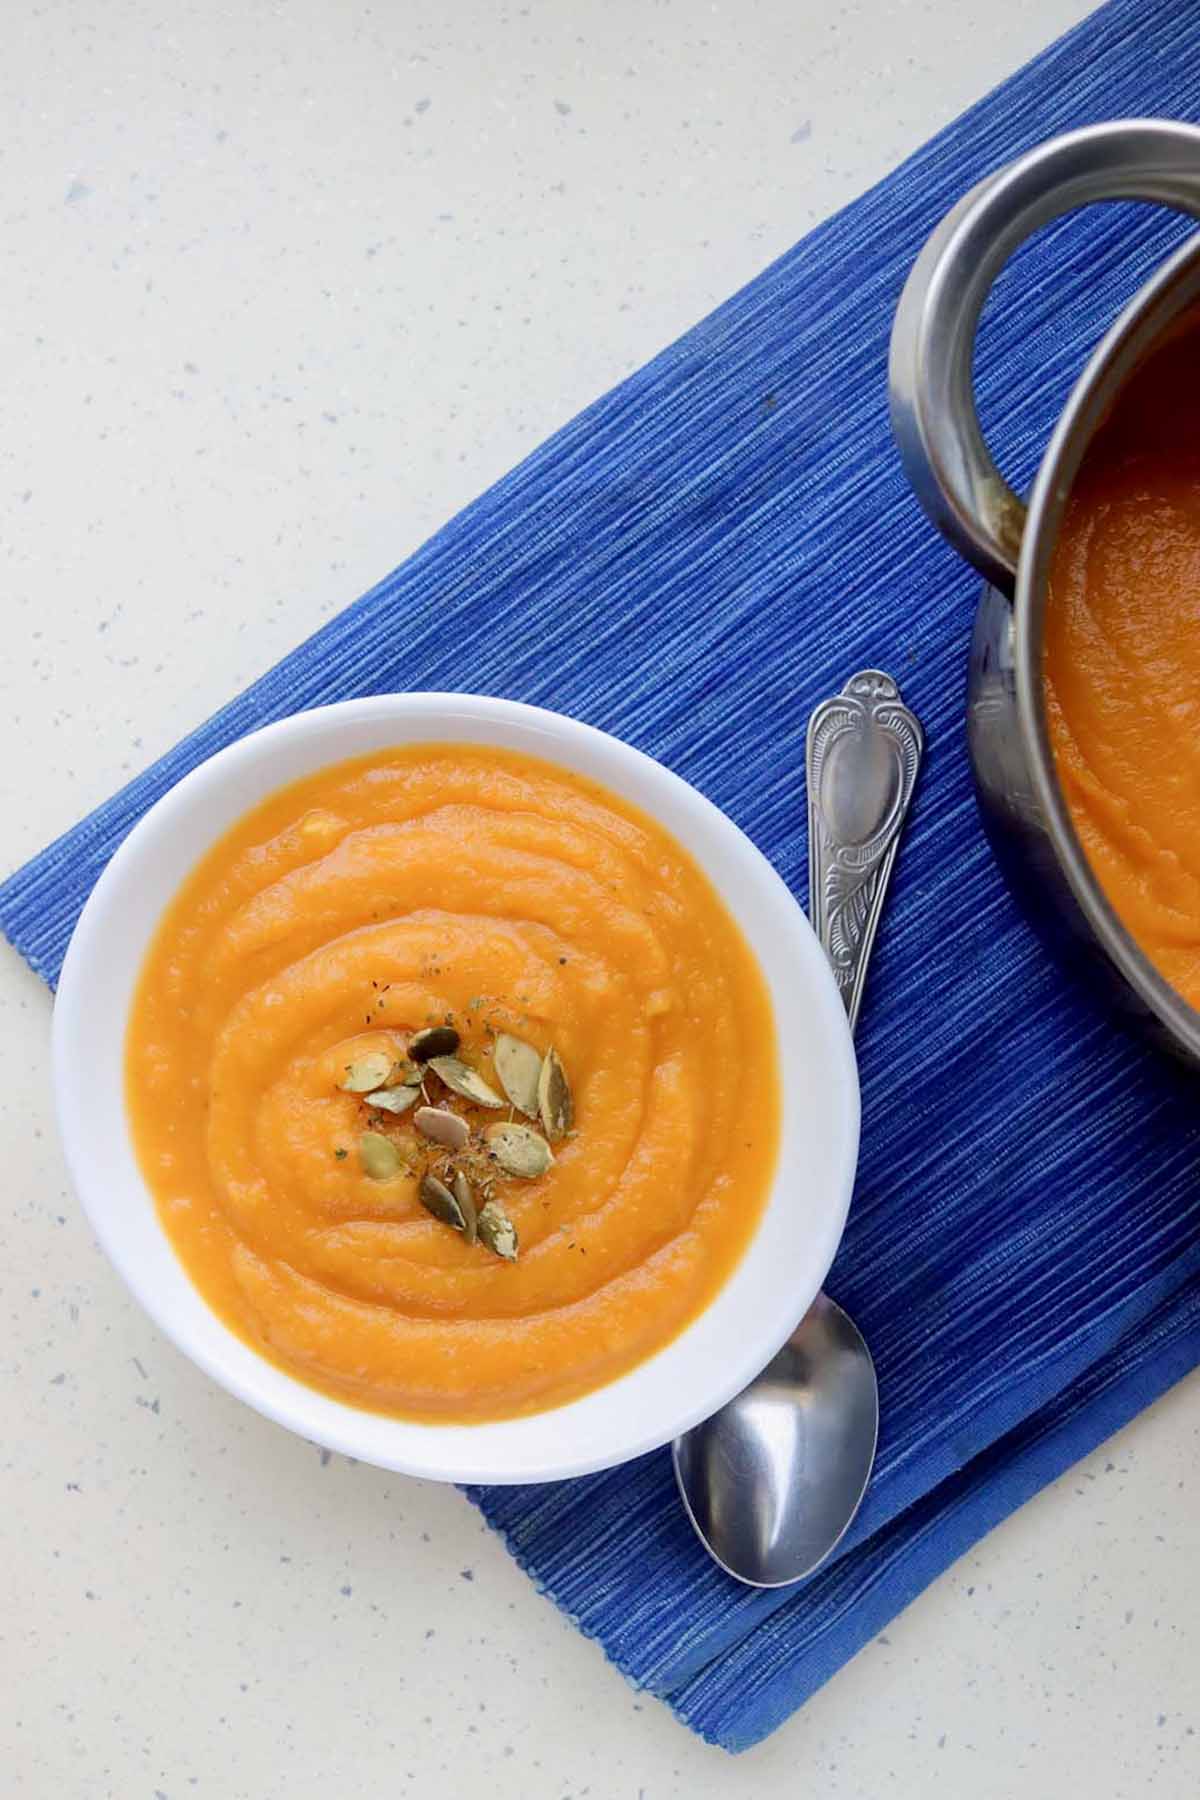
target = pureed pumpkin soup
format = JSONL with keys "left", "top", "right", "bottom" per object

{"left": 126, "top": 744, "right": 781, "bottom": 1422}
{"left": 1045, "top": 308, "right": 1200, "bottom": 1009}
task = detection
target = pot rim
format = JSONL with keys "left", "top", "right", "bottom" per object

{"left": 1014, "top": 231, "right": 1200, "bottom": 1062}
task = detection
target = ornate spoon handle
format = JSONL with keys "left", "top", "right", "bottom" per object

{"left": 806, "top": 670, "right": 923, "bottom": 1037}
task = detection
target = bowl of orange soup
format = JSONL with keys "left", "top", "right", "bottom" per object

{"left": 891, "top": 118, "right": 1200, "bottom": 1065}
{"left": 53, "top": 693, "right": 859, "bottom": 1483}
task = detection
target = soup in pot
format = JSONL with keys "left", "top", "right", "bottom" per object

{"left": 1045, "top": 310, "right": 1200, "bottom": 1008}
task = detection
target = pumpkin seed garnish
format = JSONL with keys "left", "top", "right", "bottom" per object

{"left": 537, "top": 1046, "right": 573, "bottom": 1142}
{"left": 364, "top": 1085, "right": 418, "bottom": 1116}
{"left": 453, "top": 1170, "right": 478, "bottom": 1247}
{"left": 477, "top": 1199, "right": 519, "bottom": 1262}
{"left": 387, "top": 1058, "right": 422, "bottom": 1088}
{"left": 485, "top": 1121, "right": 555, "bottom": 1179}
{"left": 359, "top": 1131, "right": 403, "bottom": 1179}
{"left": 339, "top": 1050, "right": 395, "bottom": 1093}
{"left": 493, "top": 1032, "right": 542, "bottom": 1117}
{"left": 414, "top": 1106, "right": 471, "bottom": 1151}
{"left": 409, "top": 1024, "right": 460, "bottom": 1063}
{"left": 429, "top": 1055, "right": 505, "bottom": 1108}
{"left": 419, "top": 1171, "right": 467, "bottom": 1231}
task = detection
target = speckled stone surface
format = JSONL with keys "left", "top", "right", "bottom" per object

{"left": 3, "top": 2, "right": 1198, "bottom": 1795}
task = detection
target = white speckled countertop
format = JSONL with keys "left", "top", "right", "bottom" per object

{"left": 3, "top": 2, "right": 1198, "bottom": 1795}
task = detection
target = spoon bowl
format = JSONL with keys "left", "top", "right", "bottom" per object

{"left": 671, "top": 1295, "right": 879, "bottom": 1586}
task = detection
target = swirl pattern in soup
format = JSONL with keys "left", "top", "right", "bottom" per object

{"left": 126, "top": 745, "right": 780, "bottom": 1421}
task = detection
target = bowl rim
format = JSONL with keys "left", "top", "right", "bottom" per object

{"left": 52, "top": 692, "right": 860, "bottom": 1484}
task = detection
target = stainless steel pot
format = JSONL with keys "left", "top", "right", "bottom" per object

{"left": 890, "top": 119, "right": 1200, "bottom": 1066}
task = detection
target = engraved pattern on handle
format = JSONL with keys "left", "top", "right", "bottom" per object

{"left": 807, "top": 670, "right": 923, "bottom": 1037}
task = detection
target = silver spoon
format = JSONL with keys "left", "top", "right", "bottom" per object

{"left": 673, "top": 670, "right": 923, "bottom": 1587}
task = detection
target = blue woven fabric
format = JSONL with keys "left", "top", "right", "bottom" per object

{"left": 5, "top": 0, "right": 1200, "bottom": 1752}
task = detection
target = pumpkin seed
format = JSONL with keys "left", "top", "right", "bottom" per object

{"left": 339, "top": 1050, "right": 395, "bottom": 1093}
{"left": 414, "top": 1106, "right": 471, "bottom": 1150}
{"left": 429, "top": 1055, "right": 505, "bottom": 1108}
{"left": 485, "top": 1121, "right": 555, "bottom": 1179}
{"left": 453, "top": 1170, "right": 478, "bottom": 1247}
{"left": 419, "top": 1171, "right": 466, "bottom": 1231}
{"left": 493, "top": 1032, "right": 542, "bottom": 1116}
{"left": 409, "top": 1024, "right": 460, "bottom": 1063}
{"left": 365, "top": 1085, "right": 418, "bottom": 1116}
{"left": 359, "top": 1131, "right": 403, "bottom": 1179}
{"left": 537, "top": 1047, "right": 574, "bottom": 1142}
{"left": 477, "top": 1199, "right": 519, "bottom": 1262}
{"left": 387, "top": 1059, "right": 423, "bottom": 1088}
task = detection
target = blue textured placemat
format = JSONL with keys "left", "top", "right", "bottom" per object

{"left": 6, "top": 0, "right": 1200, "bottom": 1753}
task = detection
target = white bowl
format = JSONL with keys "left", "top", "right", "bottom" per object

{"left": 53, "top": 693, "right": 859, "bottom": 1484}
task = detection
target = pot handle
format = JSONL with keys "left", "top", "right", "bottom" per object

{"left": 889, "top": 119, "right": 1200, "bottom": 594}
